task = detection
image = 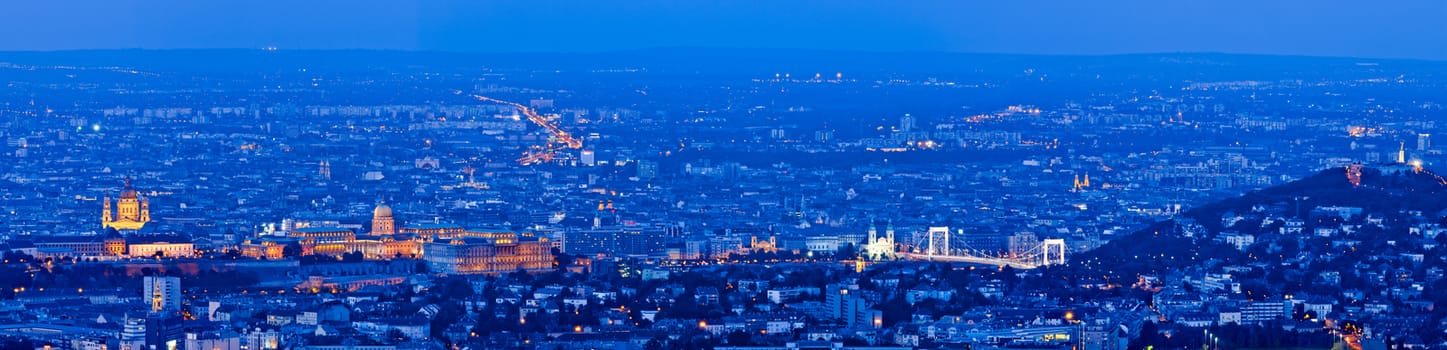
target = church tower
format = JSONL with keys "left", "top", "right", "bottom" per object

{"left": 1399, "top": 141, "right": 1407, "bottom": 164}
{"left": 140, "top": 196, "right": 150, "bottom": 222}
{"left": 103, "top": 194, "right": 113, "bottom": 223}
{"left": 885, "top": 221, "right": 895, "bottom": 246}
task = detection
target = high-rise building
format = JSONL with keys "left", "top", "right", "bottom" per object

{"left": 145, "top": 312, "right": 184, "bottom": 350}
{"left": 1009, "top": 232, "right": 1041, "bottom": 258}
{"left": 1419, "top": 133, "right": 1431, "bottom": 151}
{"left": 899, "top": 114, "right": 916, "bottom": 132}
{"left": 814, "top": 130, "right": 834, "bottom": 143}
{"left": 564, "top": 226, "right": 674, "bottom": 256}
{"left": 824, "top": 283, "right": 882, "bottom": 328}
{"left": 143, "top": 276, "right": 182, "bottom": 312}
{"left": 636, "top": 160, "right": 658, "bottom": 179}
{"left": 580, "top": 150, "right": 596, "bottom": 166}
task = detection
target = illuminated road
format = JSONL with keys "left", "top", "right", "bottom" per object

{"left": 897, "top": 251, "right": 1042, "bottom": 269}
{"left": 472, "top": 94, "right": 583, "bottom": 165}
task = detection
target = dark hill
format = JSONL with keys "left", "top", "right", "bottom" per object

{"left": 1070, "top": 164, "right": 1447, "bottom": 280}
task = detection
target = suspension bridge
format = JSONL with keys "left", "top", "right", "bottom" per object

{"left": 895, "top": 226, "right": 1067, "bottom": 269}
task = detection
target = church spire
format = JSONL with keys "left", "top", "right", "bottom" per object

{"left": 1399, "top": 141, "right": 1407, "bottom": 164}
{"left": 885, "top": 220, "right": 895, "bottom": 245}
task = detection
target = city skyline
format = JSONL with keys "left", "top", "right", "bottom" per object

{"left": 3, "top": 3, "right": 1447, "bottom": 349}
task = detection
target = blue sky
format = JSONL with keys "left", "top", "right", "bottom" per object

{"left": 5, "top": 0, "right": 1446, "bottom": 59}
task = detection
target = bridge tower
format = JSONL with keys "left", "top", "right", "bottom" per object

{"left": 1040, "top": 239, "right": 1067, "bottom": 266}
{"left": 927, "top": 226, "right": 950, "bottom": 258}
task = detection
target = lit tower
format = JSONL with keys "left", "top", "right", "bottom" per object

{"left": 1399, "top": 141, "right": 1407, "bottom": 164}
{"left": 103, "top": 193, "right": 113, "bottom": 223}
{"left": 140, "top": 196, "right": 150, "bottom": 223}
{"left": 143, "top": 276, "right": 181, "bottom": 312}
{"left": 319, "top": 161, "right": 331, "bottom": 180}
{"left": 885, "top": 222, "right": 895, "bottom": 248}
{"left": 927, "top": 227, "right": 950, "bottom": 257}
{"left": 151, "top": 280, "right": 165, "bottom": 312}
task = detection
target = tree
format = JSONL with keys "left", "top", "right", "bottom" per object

{"left": 2, "top": 250, "right": 33, "bottom": 264}
{"left": 1130, "top": 321, "right": 1162, "bottom": 350}
{"left": 432, "top": 276, "right": 474, "bottom": 301}
{"left": 726, "top": 331, "right": 753, "bottom": 346}
{"left": 644, "top": 338, "right": 665, "bottom": 350}
{"left": 834, "top": 243, "right": 857, "bottom": 260}
{"left": 430, "top": 302, "right": 465, "bottom": 341}
{"left": 876, "top": 297, "right": 913, "bottom": 327}
{"left": 342, "top": 251, "right": 364, "bottom": 263}
{"left": 282, "top": 242, "right": 303, "bottom": 258}
{"left": 385, "top": 329, "right": 409, "bottom": 342}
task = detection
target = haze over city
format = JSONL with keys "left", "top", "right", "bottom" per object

{"left": 5, "top": 1, "right": 1447, "bottom": 59}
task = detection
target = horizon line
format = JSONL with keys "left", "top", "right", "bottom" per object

{"left": 0, "top": 47, "right": 1441, "bottom": 64}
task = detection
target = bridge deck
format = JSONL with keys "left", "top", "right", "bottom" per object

{"left": 896, "top": 252, "right": 1040, "bottom": 269}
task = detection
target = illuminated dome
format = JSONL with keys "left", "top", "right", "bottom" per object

{"left": 119, "top": 177, "right": 139, "bottom": 199}
{"left": 371, "top": 201, "right": 396, "bottom": 235}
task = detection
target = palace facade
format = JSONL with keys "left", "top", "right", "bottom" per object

{"left": 241, "top": 203, "right": 553, "bottom": 275}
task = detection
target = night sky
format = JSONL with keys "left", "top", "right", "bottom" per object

{"left": 5, "top": 0, "right": 1446, "bottom": 60}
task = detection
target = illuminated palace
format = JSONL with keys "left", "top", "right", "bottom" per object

{"left": 242, "top": 202, "right": 553, "bottom": 275}
{"left": 28, "top": 231, "right": 195, "bottom": 260}
{"left": 102, "top": 178, "right": 151, "bottom": 231}
{"left": 422, "top": 231, "right": 554, "bottom": 275}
